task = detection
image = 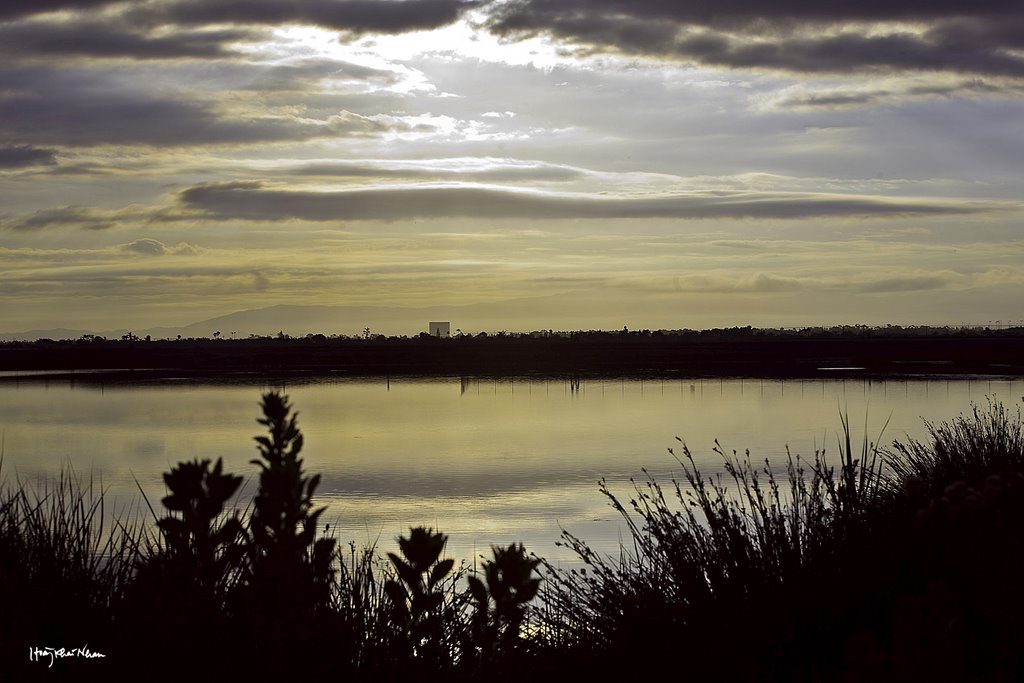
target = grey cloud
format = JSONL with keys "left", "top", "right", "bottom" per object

{"left": 134, "top": 0, "right": 480, "bottom": 34}
{"left": 0, "top": 67, "right": 397, "bottom": 147}
{"left": 8, "top": 206, "right": 117, "bottom": 231}
{"left": 159, "top": 58, "right": 400, "bottom": 94}
{"left": 0, "top": 0, "right": 118, "bottom": 21}
{"left": 487, "top": 0, "right": 1020, "bottom": 31}
{"left": 0, "top": 20, "right": 263, "bottom": 61}
{"left": 2, "top": 205, "right": 189, "bottom": 232}
{"left": 857, "top": 273, "right": 963, "bottom": 293}
{"left": 239, "top": 59, "right": 399, "bottom": 91}
{"left": 674, "top": 32, "right": 1024, "bottom": 77}
{"left": 486, "top": 1, "right": 1024, "bottom": 77}
{"left": 708, "top": 240, "right": 769, "bottom": 251}
{"left": 0, "top": 145, "right": 57, "bottom": 168}
{"left": 0, "top": 0, "right": 478, "bottom": 35}
{"left": 282, "top": 159, "right": 586, "bottom": 182}
{"left": 179, "top": 181, "right": 992, "bottom": 222}
{"left": 925, "top": 16, "right": 1024, "bottom": 50}
{"left": 776, "top": 79, "right": 1011, "bottom": 109}
{"left": 670, "top": 273, "right": 806, "bottom": 294}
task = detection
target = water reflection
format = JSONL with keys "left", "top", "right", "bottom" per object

{"left": 0, "top": 376, "right": 1020, "bottom": 567}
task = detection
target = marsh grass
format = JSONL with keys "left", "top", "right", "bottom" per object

{"left": 0, "top": 459, "right": 143, "bottom": 679}
{"left": 886, "top": 396, "right": 1024, "bottom": 497}
{"left": 531, "top": 425, "right": 888, "bottom": 680}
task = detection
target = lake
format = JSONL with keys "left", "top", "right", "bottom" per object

{"left": 1, "top": 374, "right": 1021, "bottom": 570}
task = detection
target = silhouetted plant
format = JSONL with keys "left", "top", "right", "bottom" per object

{"left": 384, "top": 526, "right": 456, "bottom": 665}
{"left": 116, "top": 457, "right": 245, "bottom": 680}
{"left": 466, "top": 542, "right": 542, "bottom": 669}
{"left": 246, "top": 391, "right": 336, "bottom": 611}
{"left": 14, "top": 387, "right": 1024, "bottom": 681}
{"left": 536, "top": 420, "right": 889, "bottom": 681}
{"left": 156, "top": 457, "right": 244, "bottom": 596}
{"left": 331, "top": 540, "right": 398, "bottom": 674}
{"left": 886, "top": 397, "right": 1024, "bottom": 499}
{"left": 233, "top": 391, "right": 337, "bottom": 676}
{"left": 0, "top": 464, "right": 138, "bottom": 679}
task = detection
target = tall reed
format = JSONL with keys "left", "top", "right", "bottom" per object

{"left": 0, "top": 460, "right": 143, "bottom": 678}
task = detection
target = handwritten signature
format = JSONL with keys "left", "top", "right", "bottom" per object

{"left": 29, "top": 645, "right": 107, "bottom": 668}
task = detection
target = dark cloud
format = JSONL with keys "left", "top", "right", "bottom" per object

{"left": 2, "top": 204, "right": 196, "bottom": 232}
{"left": 0, "top": 145, "right": 58, "bottom": 168}
{"left": 674, "top": 31, "right": 1024, "bottom": 77}
{"left": 0, "top": 20, "right": 263, "bottom": 61}
{"left": 6, "top": 206, "right": 117, "bottom": 232}
{"left": 0, "top": 67, "right": 399, "bottom": 147}
{"left": 133, "top": 0, "right": 480, "bottom": 34}
{"left": 0, "top": 0, "right": 118, "bottom": 21}
{"left": 777, "top": 79, "right": 1012, "bottom": 109}
{"left": 0, "top": 0, "right": 478, "bottom": 34}
{"left": 179, "top": 181, "right": 991, "bottom": 222}
{"left": 486, "top": 1, "right": 1024, "bottom": 77}
{"left": 488, "top": 0, "right": 1020, "bottom": 29}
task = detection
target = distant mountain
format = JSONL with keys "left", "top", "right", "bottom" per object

{"left": 143, "top": 297, "right": 578, "bottom": 339}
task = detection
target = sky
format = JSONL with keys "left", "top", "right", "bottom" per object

{"left": 2, "top": 0, "right": 1023, "bottom": 334}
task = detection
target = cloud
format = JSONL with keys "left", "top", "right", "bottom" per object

{"left": 178, "top": 181, "right": 996, "bottom": 222}
{"left": 6, "top": 206, "right": 118, "bottom": 231}
{"left": 669, "top": 273, "right": 807, "bottom": 294}
{"left": 1, "top": 204, "right": 173, "bottom": 231}
{"left": 120, "top": 238, "right": 167, "bottom": 256}
{"left": 115, "top": 239, "right": 202, "bottom": 256}
{"left": 485, "top": 1, "right": 1024, "bottom": 77}
{"left": 671, "top": 31, "right": 1024, "bottom": 77}
{"left": 0, "top": 145, "right": 57, "bottom": 168}
{"left": 0, "top": 0, "right": 118, "bottom": 21}
{"left": 856, "top": 272, "right": 965, "bottom": 293}
{"left": 0, "top": 20, "right": 263, "bottom": 61}
{"left": 0, "top": 0, "right": 479, "bottom": 35}
{"left": 231, "top": 59, "right": 400, "bottom": 92}
{"left": 766, "top": 78, "right": 1017, "bottom": 109}
{"left": 133, "top": 0, "right": 480, "bottom": 34}
{"left": 634, "top": 267, "right": 979, "bottom": 296}
{"left": 278, "top": 158, "right": 586, "bottom": 183}
{"left": 0, "top": 67, "right": 402, "bottom": 147}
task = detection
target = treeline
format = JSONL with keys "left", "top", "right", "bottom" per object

{"left": 7, "top": 322, "right": 1024, "bottom": 345}
{"left": 5, "top": 328, "right": 1024, "bottom": 378}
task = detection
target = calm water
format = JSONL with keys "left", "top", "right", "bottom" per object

{"left": 2, "top": 375, "right": 1021, "bottom": 568}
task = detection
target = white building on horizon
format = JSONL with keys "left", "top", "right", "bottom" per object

{"left": 428, "top": 321, "right": 451, "bottom": 338}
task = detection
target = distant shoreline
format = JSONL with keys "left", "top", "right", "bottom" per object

{"left": 4, "top": 329, "right": 1024, "bottom": 382}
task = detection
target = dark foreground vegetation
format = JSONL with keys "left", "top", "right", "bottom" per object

{"left": 3, "top": 393, "right": 1024, "bottom": 681}
{"left": 4, "top": 325, "right": 1024, "bottom": 380}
